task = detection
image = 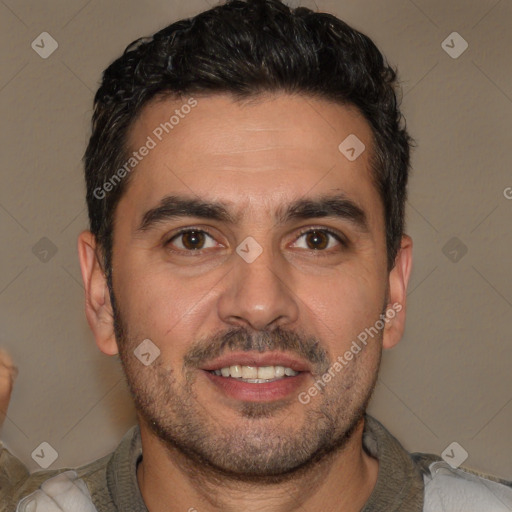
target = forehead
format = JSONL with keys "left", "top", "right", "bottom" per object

{"left": 122, "top": 92, "right": 382, "bottom": 230}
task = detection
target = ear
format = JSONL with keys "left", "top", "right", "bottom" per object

{"left": 77, "top": 230, "right": 119, "bottom": 356}
{"left": 382, "top": 234, "right": 413, "bottom": 350}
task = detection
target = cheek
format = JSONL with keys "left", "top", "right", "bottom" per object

{"left": 113, "top": 260, "right": 216, "bottom": 364}
{"left": 113, "top": 262, "right": 182, "bottom": 341}
{"left": 302, "top": 262, "right": 385, "bottom": 343}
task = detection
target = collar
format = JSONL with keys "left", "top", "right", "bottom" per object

{"left": 106, "top": 415, "right": 424, "bottom": 512}
{"left": 361, "top": 414, "right": 425, "bottom": 511}
{"left": 106, "top": 424, "right": 147, "bottom": 511}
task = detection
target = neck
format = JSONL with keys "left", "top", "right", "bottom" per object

{"left": 136, "top": 417, "right": 379, "bottom": 512}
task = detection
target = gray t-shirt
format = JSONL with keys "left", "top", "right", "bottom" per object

{"left": 2, "top": 414, "right": 511, "bottom": 511}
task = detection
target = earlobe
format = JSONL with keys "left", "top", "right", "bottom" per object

{"left": 77, "top": 230, "right": 119, "bottom": 356}
{"left": 382, "top": 235, "right": 413, "bottom": 350}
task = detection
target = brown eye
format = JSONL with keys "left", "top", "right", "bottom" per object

{"left": 290, "top": 228, "right": 346, "bottom": 253}
{"left": 180, "top": 230, "right": 206, "bottom": 250}
{"left": 165, "top": 229, "right": 217, "bottom": 252}
{"left": 304, "top": 230, "right": 329, "bottom": 250}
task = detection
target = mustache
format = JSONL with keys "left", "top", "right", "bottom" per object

{"left": 183, "top": 325, "right": 331, "bottom": 374}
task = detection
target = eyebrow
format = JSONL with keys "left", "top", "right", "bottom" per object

{"left": 136, "top": 193, "right": 369, "bottom": 234}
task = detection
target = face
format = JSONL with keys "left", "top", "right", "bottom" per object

{"left": 85, "top": 92, "right": 407, "bottom": 479}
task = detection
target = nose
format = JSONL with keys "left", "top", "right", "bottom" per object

{"left": 216, "top": 241, "right": 300, "bottom": 331}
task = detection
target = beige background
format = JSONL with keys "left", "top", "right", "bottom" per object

{"left": 1, "top": 0, "right": 511, "bottom": 479}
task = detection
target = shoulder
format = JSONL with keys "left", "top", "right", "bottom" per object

{"left": 412, "top": 452, "right": 512, "bottom": 511}
{"left": 0, "top": 444, "right": 111, "bottom": 512}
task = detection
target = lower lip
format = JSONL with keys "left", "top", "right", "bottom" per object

{"left": 201, "top": 370, "right": 309, "bottom": 402}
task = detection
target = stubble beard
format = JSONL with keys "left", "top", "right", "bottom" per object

{"left": 110, "top": 287, "right": 382, "bottom": 482}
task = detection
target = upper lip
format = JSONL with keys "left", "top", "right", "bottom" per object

{"left": 200, "top": 351, "right": 312, "bottom": 373}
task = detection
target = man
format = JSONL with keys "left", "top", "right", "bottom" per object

{"left": 2, "top": 0, "right": 512, "bottom": 510}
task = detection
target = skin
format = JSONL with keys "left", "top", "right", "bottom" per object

{"left": 78, "top": 92, "right": 413, "bottom": 512}
{"left": 0, "top": 349, "right": 18, "bottom": 431}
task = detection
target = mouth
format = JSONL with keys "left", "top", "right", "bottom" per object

{"left": 199, "top": 352, "right": 311, "bottom": 402}
{"left": 207, "top": 364, "right": 301, "bottom": 383}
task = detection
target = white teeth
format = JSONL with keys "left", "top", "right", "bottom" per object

{"left": 240, "top": 378, "right": 281, "bottom": 383}
{"left": 274, "top": 365, "right": 285, "bottom": 378}
{"left": 241, "top": 366, "right": 258, "bottom": 379}
{"left": 257, "top": 366, "right": 275, "bottom": 379}
{"left": 230, "top": 365, "right": 242, "bottom": 378}
{"left": 211, "top": 364, "right": 300, "bottom": 379}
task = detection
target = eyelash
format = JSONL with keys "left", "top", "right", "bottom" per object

{"left": 163, "top": 226, "right": 348, "bottom": 256}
